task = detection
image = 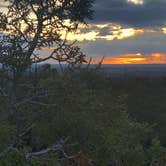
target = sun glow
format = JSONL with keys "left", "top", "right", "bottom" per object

{"left": 127, "top": 0, "right": 144, "bottom": 5}
{"left": 94, "top": 53, "right": 166, "bottom": 64}
{"left": 162, "top": 28, "right": 166, "bottom": 34}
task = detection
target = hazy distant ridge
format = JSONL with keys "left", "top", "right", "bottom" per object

{"left": 101, "top": 64, "right": 166, "bottom": 77}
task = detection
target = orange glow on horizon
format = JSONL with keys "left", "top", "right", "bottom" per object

{"left": 94, "top": 53, "right": 166, "bottom": 64}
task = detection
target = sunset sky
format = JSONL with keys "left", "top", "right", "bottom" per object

{"left": 1, "top": 0, "right": 166, "bottom": 64}
{"left": 78, "top": 0, "right": 166, "bottom": 64}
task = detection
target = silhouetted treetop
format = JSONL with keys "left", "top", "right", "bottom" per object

{"left": 0, "top": 0, "right": 94, "bottom": 75}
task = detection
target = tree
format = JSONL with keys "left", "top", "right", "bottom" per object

{"left": 0, "top": 0, "right": 94, "bottom": 78}
{"left": 0, "top": 68, "right": 163, "bottom": 166}
{"left": 0, "top": 1, "right": 166, "bottom": 165}
{"left": 0, "top": 0, "right": 94, "bottom": 115}
{"left": 0, "top": 1, "right": 94, "bottom": 164}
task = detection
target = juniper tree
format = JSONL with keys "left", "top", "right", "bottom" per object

{"left": 0, "top": 0, "right": 94, "bottom": 114}
{"left": 0, "top": 1, "right": 95, "bottom": 163}
{"left": 0, "top": 0, "right": 94, "bottom": 78}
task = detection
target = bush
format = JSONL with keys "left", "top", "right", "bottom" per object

{"left": 0, "top": 68, "right": 166, "bottom": 165}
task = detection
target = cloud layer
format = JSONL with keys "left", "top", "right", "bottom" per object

{"left": 80, "top": 32, "right": 166, "bottom": 57}
{"left": 93, "top": 0, "right": 166, "bottom": 28}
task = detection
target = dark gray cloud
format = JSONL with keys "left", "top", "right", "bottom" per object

{"left": 98, "top": 27, "right": 111, "bottom": 36}
{"left": 92, "top": 0, "right": 166, "bottom": 28}
{"left": 80, "top": 32, "right": 166, "bottom": 57}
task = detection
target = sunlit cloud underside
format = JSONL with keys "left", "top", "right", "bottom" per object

{"left": 64, "top": 24, "right": 144, "bottom": 41}
{"left": 127, "top": 0, "right": 144, "bottom": 5}
{"left": 64, "top": 23, "right": 166, "bottom": 42}
{"left": 94, "top": 53, "right": 166, "bottom": 64}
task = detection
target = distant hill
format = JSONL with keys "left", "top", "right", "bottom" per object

{"left": 1, "top": 63, "right": 166, "bottom": 77}
{"left": 51, "top": 64, "right": 166, "bottom": 77}
{"left": 100, "top": 64, "right": 166, "bottom": 77}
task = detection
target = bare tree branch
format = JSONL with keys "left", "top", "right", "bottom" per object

{"left": 0, "top": 86, "right": 8, "bottom": 97}
{"left": 0, "top": 127, "right": 78, "bottom": 161}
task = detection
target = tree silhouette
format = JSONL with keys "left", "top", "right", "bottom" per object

{"left": 0, "top": 0, "right": 95, "bottom": 163}
{"left": 0, "top": 0, "right": 94, "bottom": 77}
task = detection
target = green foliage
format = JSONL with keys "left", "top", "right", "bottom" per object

{"left": 0, "top": 124, "right": 16, "bottom": 150}
{"left": 3, "top": 0, "right": 165, "bottom": 165}
{"left": 28, "top": 154, "right": 61, "bottom": 166}
{"left": 0, "top": 150, "right": 25, "bottom": 166}
{"left": 0, "top": 150, "right": 61, "bottom": 166}
{"left": 0, "top": 68, "right": 166, "bottom": 165}
{"left": 21, "top": 69, "right": 166, "bottom": 165}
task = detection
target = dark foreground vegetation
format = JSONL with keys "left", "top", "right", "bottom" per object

{"left": 0, "top": 66, "right": 166, "bottom": 166}
{"left": 0, "top": 0, "right": 166, "bottom": 165}
{"left": 110, "top": 76, "right": 166, "bottom": 147}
